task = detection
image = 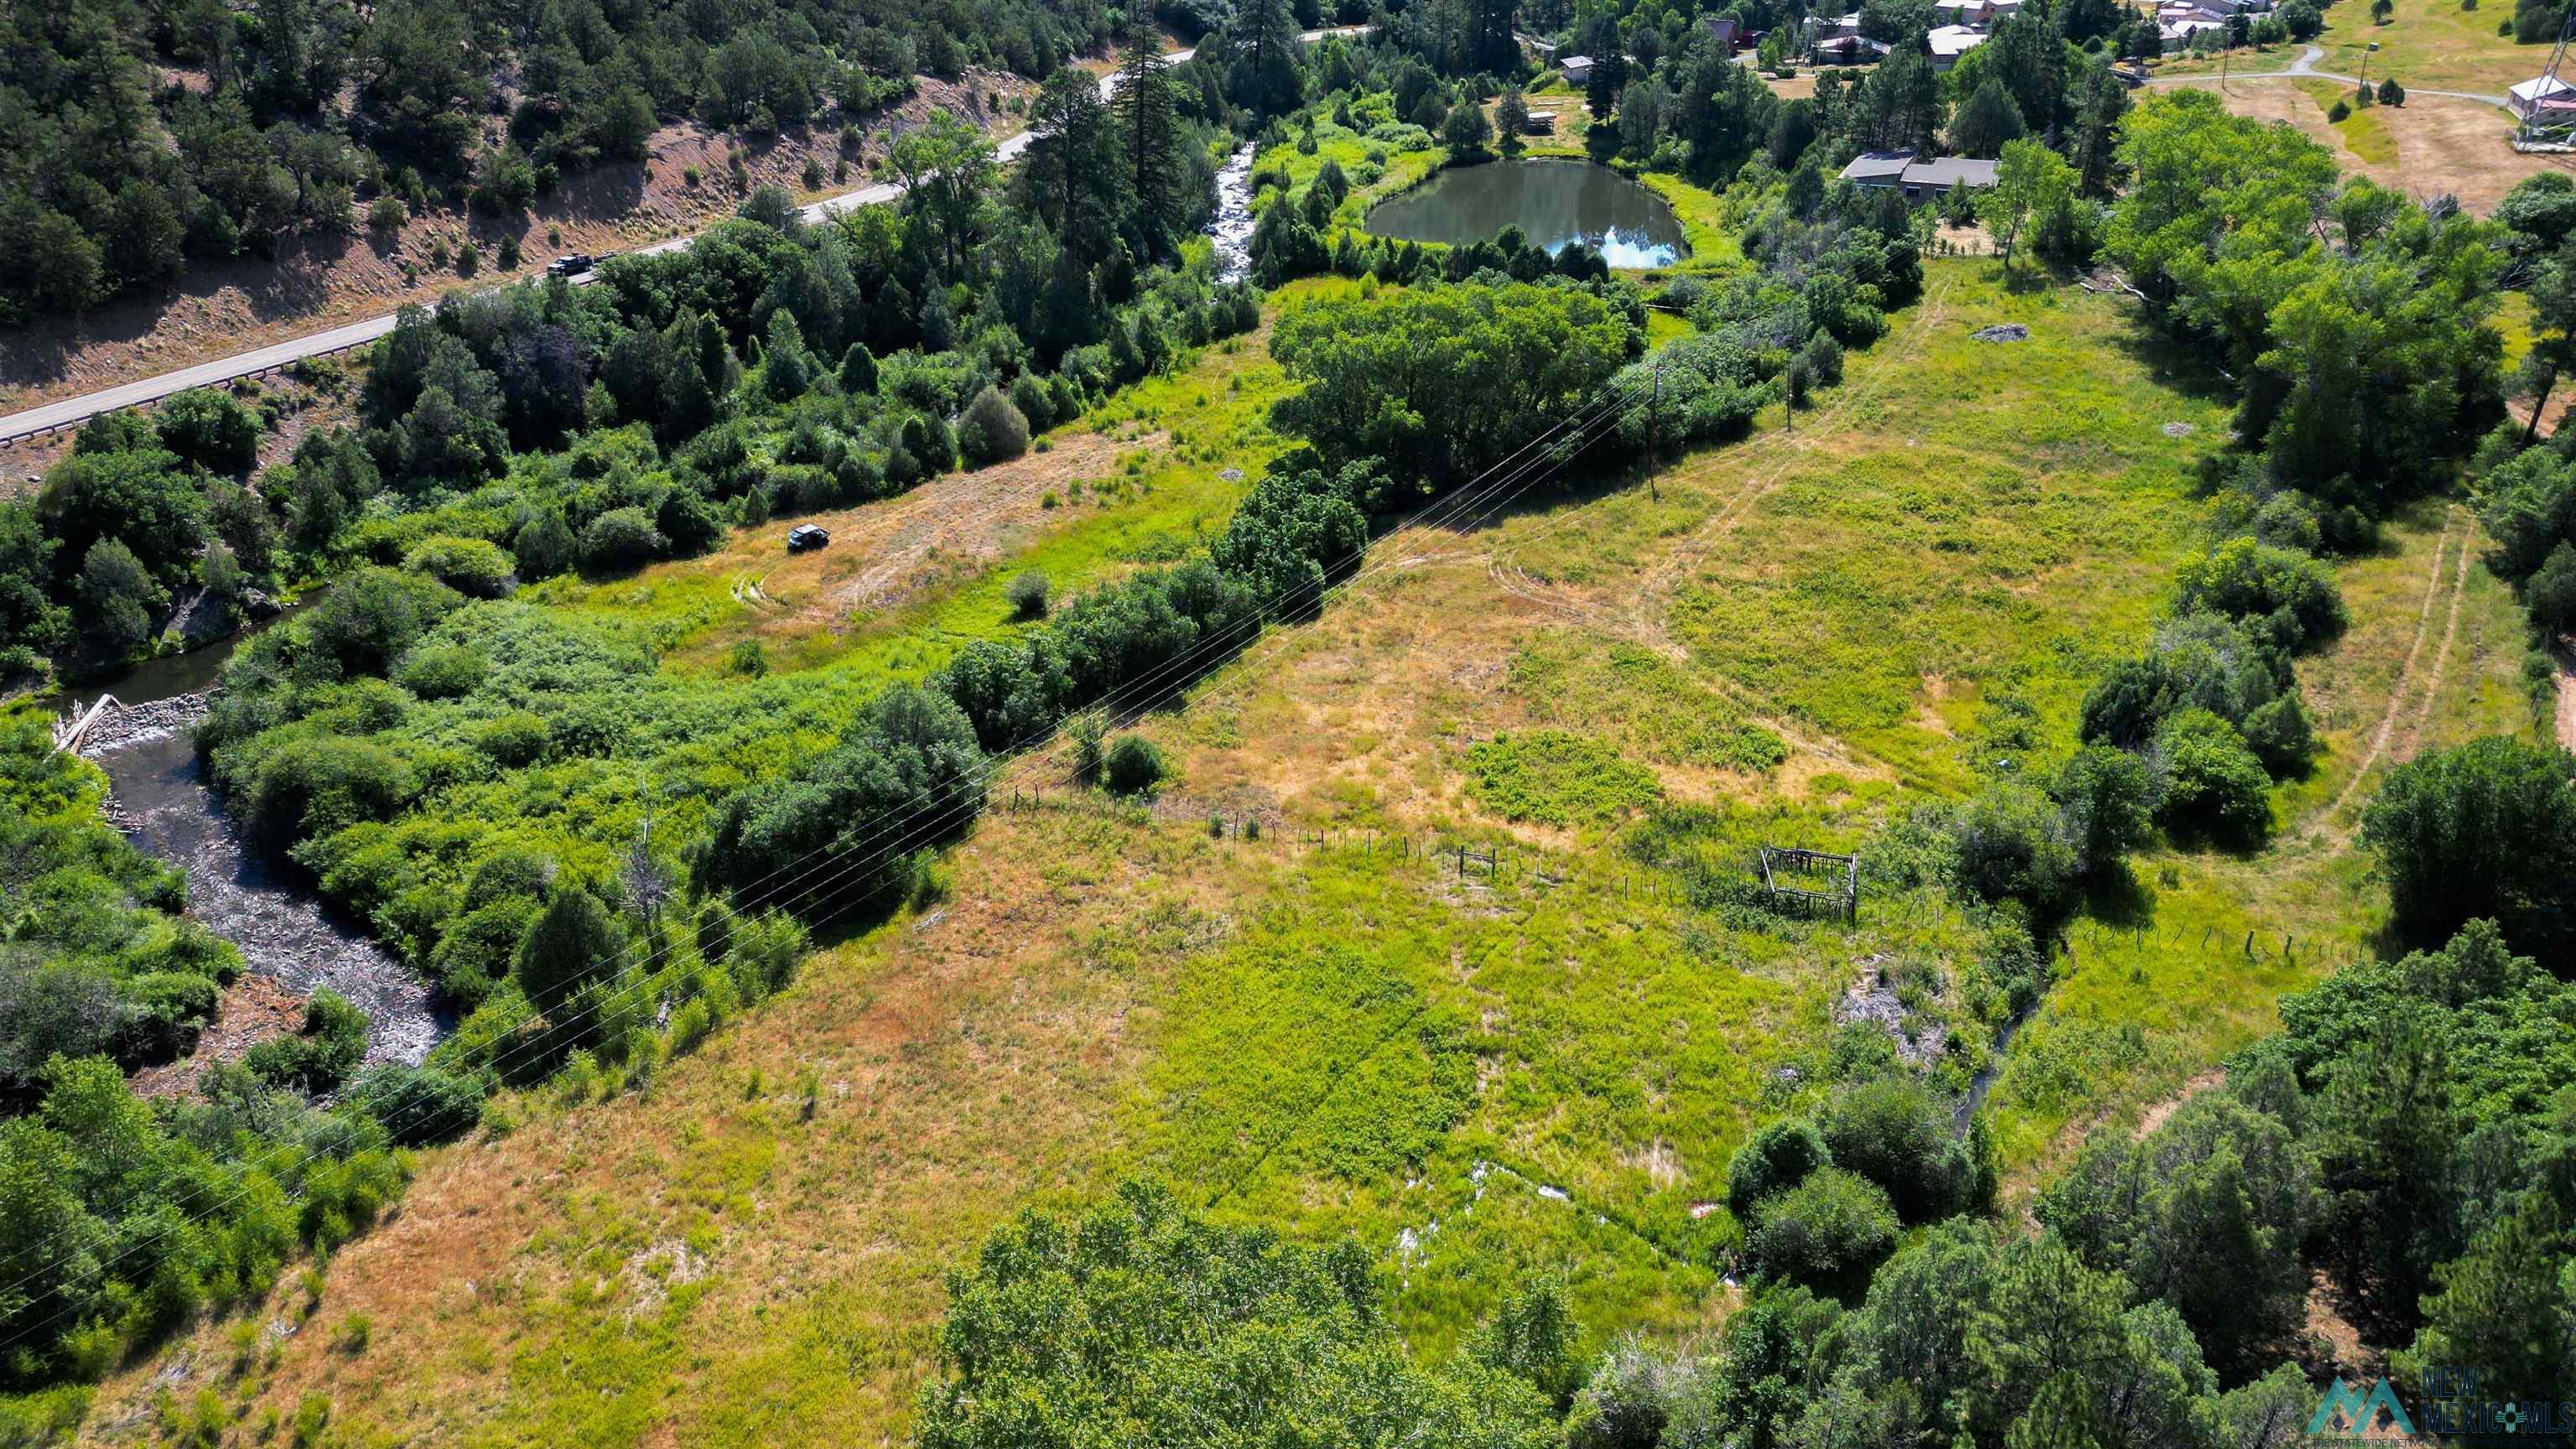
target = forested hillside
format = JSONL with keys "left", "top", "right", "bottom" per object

{"left": 0, "top": 0, "right": 1119, "bottom": 324}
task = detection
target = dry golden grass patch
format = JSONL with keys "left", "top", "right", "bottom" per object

{"left": 86, "top": 801, "right": 1265, "bottom": 1446}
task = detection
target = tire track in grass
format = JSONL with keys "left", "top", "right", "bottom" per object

{"left": 2400, "top": 520, "right": 2475, "bottom": 761}
{"left": 2319, "top": 509, "right": 2459, "bottom": 839}
{"left": 1472, "top": 275, "right": 1963, "bottom": 779}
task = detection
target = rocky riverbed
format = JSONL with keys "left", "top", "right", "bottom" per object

{"left": 80, "top": 693, "right": 448, "bottom": 1068}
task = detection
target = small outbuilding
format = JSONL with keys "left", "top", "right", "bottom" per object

{"left": 1560, "top": 54, "right": 1595, "bottom": 84}
{"left": 2511, "top": 74, "right": 2576, "bottom": 120}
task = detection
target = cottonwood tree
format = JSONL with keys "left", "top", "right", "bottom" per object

{"left": 891, "top": 108, "right": 997, "bottom": 282}
{"left": 1981, "top": 138, "right": 2076, "bottom": 272}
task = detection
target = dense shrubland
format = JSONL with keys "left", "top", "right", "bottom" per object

{"left": 0, "top": 721, "right": 231, "bottom": 1103}
{"left": 0, "top": 39, "right": 1257, "bottom": 688}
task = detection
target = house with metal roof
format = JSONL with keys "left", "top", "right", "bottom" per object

{"left": 1837, "top": 149, "right": 2002, "bottom": 200}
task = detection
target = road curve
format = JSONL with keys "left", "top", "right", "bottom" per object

{"left": 2144, "top": 43, "right": 2511, "bottom": 106}
{"left": 0, "top": 27, "right": 1368, "bottom": 447}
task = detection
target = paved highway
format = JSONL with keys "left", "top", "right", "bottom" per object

{"left": 0, "top": 29, "right": 1366, "bottom": 447}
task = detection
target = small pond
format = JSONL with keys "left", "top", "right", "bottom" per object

{"left": 1363, "top": 158, "right": 1689, "bottom": 268}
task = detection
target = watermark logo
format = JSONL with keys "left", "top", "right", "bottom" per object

{"left": 2308, "top": 1370, "right": 2576, "bottom": 1446}
{"left": 2416, "top": 1368, "right": 2576, "bottom": 1443}
{"left": 2309, "top": 1379, "right": 2415, "bottom": 1441}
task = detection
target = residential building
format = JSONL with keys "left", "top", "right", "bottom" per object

{"left": 1838, "top": 149, "right": 2002, "bottom": 200}
{"left": 1928, "top": 23, "right": 1988, "bottom": 69}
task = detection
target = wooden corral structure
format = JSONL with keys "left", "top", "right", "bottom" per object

{"left": 1758, "top": 845, "right": 1859, "bottom": 920}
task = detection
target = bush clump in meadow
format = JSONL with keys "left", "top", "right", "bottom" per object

{"left": 1747, "top": 1166, "right": 1901, "bottom": 1286}
{"left": 958, "top": 384, "right": 1031, "bottom": 466}
{"left": 1102, "top": 735, "right": 1166, "bottom": 796}
{"left": 1006, "top": 570, "right": 1050, "bottom": 620}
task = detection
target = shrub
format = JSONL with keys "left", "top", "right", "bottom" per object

{"left": 393, "top": 643, "right": 486, "bottom": 700}
{"left": 2252, "top": 492, "right": 2324, "bottom": 553}
{"left": 2327, "top": 99, "right": 2352, "bottom": 122}
{"left": 1946, "top": 784, "right": 2078, "bottom": 911}
{"left": 1801, "top": 332, "right": 1845, "bottom": 387}
{"left": 958, "top": 384, "right": 1031, "bottom": 465}
{"left": 2239, "top": 690, "right": 2316, "bottom": 776}
{"left": 1101, "top": 735, "right": 1166, "bottom": 795}
{"left": 477, "top": 712, "right": 550, "bottom": 766}
{"left": 1072, "top": 713, "right": 1106, "bottom": 783}
{"left": 2154, "top": 709, "right": 2273, "bottom": 844}
{"left": 349, "top": 1063, "right": 485, "bottom": 1145}
{"left": 428, "top": 896, "right": 538, "bottom": 1004}
{"left": 401, "top": 535, "right": 515, "bottom": 598}
{"left": 1006, "top": 570, "right": 1050, "bottom": 620}
{"left": 301, "top": 567, "right": 460, "bottom": 677}
{"left": 367, "top": 196, "right": 407, "bottom": 231}
{"left": 244, "top": 988, "right": 370, "bottom": 1092}
{"left": 2526, "top": 541, "right": 2576, "bottom": 631}
{"left": 1748, "top": 1167, "right": 1901, "bottom": 1285}
{"left": 913, "top": 1182, "right": 1554, "bottom": 1446}
{"left": 1822, "top": 1076, "right": 1973, "bottom": 1222}
{"left": 1726, "top": 1118, "right": 1831, "bottom": 1217}
{"left": 156, "top": 388, "right": 262, "bottom": 473}
{"left": 513, "top": 511, "right": 576, "bottom": 581}
{"left": 579, "top": 506, "right": 666, "bottom": 571}
{"left": 117, "top": 971, "right": 221, "bottom": 1062}
{"left": 2172, "top": 537, "right": 2345, "bottom": 648}
{"left": 515, "top": 887, "right": 623, "bottom": 1017}
{"left": 2052, "top": 745, "right": 2158, "bottom": 872}
{"left": 730, "top": 639, "right": 768, "bottom": 677}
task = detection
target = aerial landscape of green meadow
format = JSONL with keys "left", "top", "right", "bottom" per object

{"left": 2, "top": 0, "right": 2573, "bottom": 1443}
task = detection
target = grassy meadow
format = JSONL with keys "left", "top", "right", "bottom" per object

{"left": 77, "top": 252, "right": 2537, "bottom": 1444}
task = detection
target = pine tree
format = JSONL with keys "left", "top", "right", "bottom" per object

{"left": 1114, "top": 24, "right": 1187, "bottom": 249}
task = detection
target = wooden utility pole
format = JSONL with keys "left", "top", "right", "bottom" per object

{"left": 1648, "top": 359, "right": 1663, "bottom": 500}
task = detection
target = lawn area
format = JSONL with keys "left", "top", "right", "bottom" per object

{"left": 74, "top": 261, "right": 2534, "bottom": 1446}
{"left": 2293, "top": 76, "right": 2400, "bottom": 160}
{"left": 2316, "top": 0, "right": 2547, "bottom": 96}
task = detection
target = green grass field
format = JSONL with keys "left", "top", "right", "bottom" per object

{"left": 2316, "top": 0, "right": 2547, "bottom": 96}
{"left": 75, "top": 257, "right": 2536, "bottom": 1446}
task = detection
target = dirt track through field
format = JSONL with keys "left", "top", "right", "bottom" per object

{"left": 2556, "top": 639, "right": 2576, "bottom": 751}
{"left": 1470, "top": 272, "right": 1964, "bottom": 778}
{"left": 2318, "top": 508, "right": 2464, "bottom": 841}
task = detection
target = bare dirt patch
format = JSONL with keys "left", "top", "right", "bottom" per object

{"left": 129, "top": 974, "right": 307, "bottom": 1101}
{"left": 2132, "top": 1067, "right": 2225, "bottom": 1140}
{"left": 0, "top": 74, "right": 1033, "bottom": 414}
{"left": 2192, "top": 79, "right": 2575, "bottom": 214}
{"left": 2554, "top": 636, "right": 2576, "bottom": 750}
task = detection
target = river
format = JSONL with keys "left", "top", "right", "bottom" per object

{"left": 1208, "top": 143, "right": 1256, "bottom": 283}
{"left": 65, "top": 616, "right": 448, "bottom": 1068}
